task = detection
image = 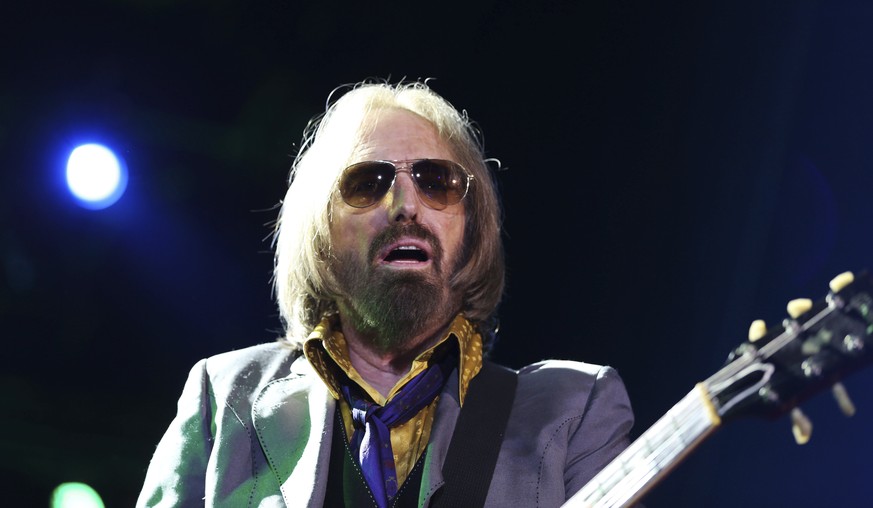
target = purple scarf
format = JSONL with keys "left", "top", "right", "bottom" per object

{"left": 341, "top": 357, "right": 453, "bottom": 508}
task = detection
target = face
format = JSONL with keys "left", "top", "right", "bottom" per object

{"left": 329, "top": 109, "right": 466, "bottom": 350}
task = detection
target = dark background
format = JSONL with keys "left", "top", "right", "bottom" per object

{"left": 4, "top": 1, "right": 873, "bottom": 506}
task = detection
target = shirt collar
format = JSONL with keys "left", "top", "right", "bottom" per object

{"left": 303, "top": 314, "right": 483, "bottom": 406}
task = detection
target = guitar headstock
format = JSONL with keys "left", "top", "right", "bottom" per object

{"left": 706, "top": 271, "right": 873, "bottom": 425}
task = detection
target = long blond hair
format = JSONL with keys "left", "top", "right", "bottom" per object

{"left": 273, "top": 80, "right": 505, "bottom": 349}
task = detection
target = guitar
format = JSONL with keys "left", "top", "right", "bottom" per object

{"left": 563, "top": 271, "right": 873, "bottom": 508}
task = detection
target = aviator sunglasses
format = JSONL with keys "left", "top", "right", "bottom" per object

{"left": 339, "top": 159, "right": 474, "bottom": 210}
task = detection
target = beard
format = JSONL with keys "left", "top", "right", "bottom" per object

{"left": 331, "top": 223, "right": 458, "bottom": 352}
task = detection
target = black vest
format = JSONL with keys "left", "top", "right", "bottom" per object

{"left": 322, "top": 362, "right": 518, "bottom": 507}
{"left": 323, "top": 408, "right": 425, "bottom": 508}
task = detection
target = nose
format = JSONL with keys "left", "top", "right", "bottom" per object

{"left": 386, "top": 170, "right": 420, "bottom": 223}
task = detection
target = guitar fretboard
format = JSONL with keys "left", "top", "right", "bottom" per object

{"left": 564, "top": 384, "right": 720, "bottom": 508}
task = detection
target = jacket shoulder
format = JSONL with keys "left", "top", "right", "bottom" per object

{"left": 512, "top": 359, "right": 630, "bottom": 423}
{"left": 201, "top": 342, "right": 303, "bottom": 400}
{"left": 206, "top": 341, "right": 298, "bottom": 369}
{"left": 517, "top": 359, "right": 620, "bottom": 391}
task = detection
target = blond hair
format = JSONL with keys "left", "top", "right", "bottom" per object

{"left": 273, "top": 80, "right": 505, "bottom": 349}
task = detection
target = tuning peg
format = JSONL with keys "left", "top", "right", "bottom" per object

{"left": 829, "top": 271, "right": 855, "bottom": 293}
{"left": 787, "top": 298, "right": 813, "bottom": 319}
{"left": 748, "top": 319, "right": 767, "bottom": 342}
{"left": 832, "top": 382, "right": 856, "bottom": 417}
{"left": 790, "top": 407, "right": 813, "bottom": 445}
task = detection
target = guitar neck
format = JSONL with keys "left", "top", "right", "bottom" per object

{"left": 561, "top": 272, "right": 873, "bottom": 507}
{"left": 563, "top": 383, "right": 722, "bottom": 508}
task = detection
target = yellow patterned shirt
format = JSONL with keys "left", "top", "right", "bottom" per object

{"left": 303, "top": 314, "right": 484, "bottom": 487}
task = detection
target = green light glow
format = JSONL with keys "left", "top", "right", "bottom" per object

{"left": 51, "top": 483, "right": 105, "bottom": 508}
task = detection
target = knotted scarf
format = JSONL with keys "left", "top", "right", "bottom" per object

{"left": 340, "top": 355, "right": 454, "bottom": 508}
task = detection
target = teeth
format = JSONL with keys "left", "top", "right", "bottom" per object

{"left": 397, "top": 245, "right": 421, "bottom": 250}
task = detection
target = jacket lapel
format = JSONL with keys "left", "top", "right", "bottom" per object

{"left": 418, "top": 371, "right": 462, "bottom": 507}
{"left": 252, "top": 356, "right": 335, "bottom": 508}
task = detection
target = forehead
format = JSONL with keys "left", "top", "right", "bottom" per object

{"left": 351, "top": 108, "right": 454, "bottom": 162}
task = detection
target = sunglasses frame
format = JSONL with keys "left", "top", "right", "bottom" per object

{"left": 338, "top": 159, "right": 475, "bottom": 210}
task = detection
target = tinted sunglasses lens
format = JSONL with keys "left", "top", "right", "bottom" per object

{"left": 411, "top": 160, "right": 468, "bottom": 209}
{"left": 340, "top": 162, "right": 395, "bottom": 208}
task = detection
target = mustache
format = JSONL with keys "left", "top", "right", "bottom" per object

{"left": 368, "top": 223, "right": 443, "bottom": 266}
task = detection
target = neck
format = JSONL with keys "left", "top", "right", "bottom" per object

{"left": 341, "top": 317, "right": 453, "bottom": 398}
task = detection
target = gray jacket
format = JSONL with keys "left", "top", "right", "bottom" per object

{"left": 137, "top": 342, "right": 634, "bottom": 507}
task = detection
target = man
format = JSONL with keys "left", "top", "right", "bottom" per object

{"left": 137, "top": 81, "right": 636, "bottom": 507}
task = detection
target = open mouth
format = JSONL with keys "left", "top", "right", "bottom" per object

{"left": 383, "top": 245, "right": 429, "bottom": 263}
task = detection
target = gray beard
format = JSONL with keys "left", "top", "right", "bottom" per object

{"left": 331, "top": 224, "right": 456, "bottom": 352}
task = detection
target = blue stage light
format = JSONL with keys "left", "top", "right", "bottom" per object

{"left": 65, "top": 143, "right": 128, "bottom": 210}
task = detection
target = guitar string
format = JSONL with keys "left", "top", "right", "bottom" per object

{"left": 584, "top": 328, "right": 783, "bottom": 506}
{"left": 602, "top": 393, "right": 711, "bottom": 507}
{"left": 574, "top": 388, "right": 713, "bottom": 507}
{"left": 591, "top": 394, "right": 709, "bottom": 507}
{"left": 573, "top": 290, "right": 860, "bottom": 507}
{"left": 759, "top": 304, "right": 835, "bottom": 360}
